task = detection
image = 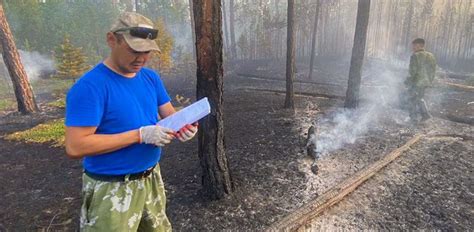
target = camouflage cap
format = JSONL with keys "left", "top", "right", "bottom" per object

{"left": 110, "top": 12, "right": 160, "bottom": 52}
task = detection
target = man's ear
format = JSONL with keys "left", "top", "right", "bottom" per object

{"left": 106, "top": 32, "right": 116, "bottom": 48}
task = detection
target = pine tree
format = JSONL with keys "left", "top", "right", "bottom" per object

{"left": 0, "top": 3, "right": 38, "bottom": 114}
{"left": 54, "top": 35, "right": 90, "bottom": 82}
{"left": 193, "top": 0, "right": 234, "bottom": 200}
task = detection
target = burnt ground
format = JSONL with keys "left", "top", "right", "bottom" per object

{"left": 305, "top": 133, "right": 473, "bottom": 231}
{"left": 0, "top": 59, "right": 473, "bottom": 231}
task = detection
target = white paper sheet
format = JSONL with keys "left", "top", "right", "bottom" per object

{"left": 157, "top": 97, "right": 211, "bottom": 131}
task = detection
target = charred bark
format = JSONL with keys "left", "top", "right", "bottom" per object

{"left": 344, "top": 0, "right": 370, "bottom": 108}
{"left": 284, "top": 0, "right": 296, "bottom": 109}
{"left": 192, "top": 0, "right": 234, "bottom": 200}
{"left": 0, "top": 4, "right": 38, "bottom": 114}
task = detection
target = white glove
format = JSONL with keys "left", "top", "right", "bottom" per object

{"left": 139, "top": 125, "right": 174, "bottom": 146}
{"left": 177, "top": 123, "right": 198, "bottom": 142}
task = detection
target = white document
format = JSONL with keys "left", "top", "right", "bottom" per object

{"left": 157, "top": 97, "right": 211, "bottom": 131}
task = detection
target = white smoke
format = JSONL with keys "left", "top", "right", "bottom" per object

{"left": 314, "top": 58, "right": 410, "bottom": 155}
{"left": 0, "top": 50, "right": 55, "bottom": 82}
{"left": 19, "top": 50, "right": 55, "bottom": 82}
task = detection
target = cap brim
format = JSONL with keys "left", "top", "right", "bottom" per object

{"left": 123, "top": 33, "right": 161, "bottom": 52}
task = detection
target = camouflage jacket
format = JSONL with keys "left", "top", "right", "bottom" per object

{"left": 406, "top": 49, "right": 437, "bottom": 88}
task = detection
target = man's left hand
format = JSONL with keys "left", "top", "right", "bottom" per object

{"left": 176, "top": 123, "right": 198, "bottom": 142}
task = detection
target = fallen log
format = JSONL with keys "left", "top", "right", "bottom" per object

{"left": 235, "top": 72, "right": 345, "bottom": 88}
{"left": 266, "top": 134, "right": 424, "bottom": 232}
{"left": 429, "top": 133, "right": 474, "bottom": 141}
{"left": 439, "top": 80, "right": 474, "bottom": 92}
{"left": 238, "top": 87, "right": 345, "bottom": 100}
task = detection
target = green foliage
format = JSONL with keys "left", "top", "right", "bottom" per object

{"left": 149, "top": 18, "right": 175, "bottom": 74}
{"left": 4, "top": 0, "right": 119, "bottom": 59}
{"left": 138, "top": 1, "right": 189, "bottom": 24}
{"left": 54, "top": 35, "right": 90, "bottom": 80}
{"left": 3, "top": 0, "right": 195, "bottom": 69}
{"left": 5, "top": 119, "right": 65, "bottom": 147}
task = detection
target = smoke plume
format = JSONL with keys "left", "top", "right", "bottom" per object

{"left": 0, "top": 50, "right": 54, "bottom": 82}
{"left": 314, "top": 59, "right": 410, "bottom": 155}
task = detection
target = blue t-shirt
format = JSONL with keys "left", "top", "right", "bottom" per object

{"left": 65, "top": 63, "right": 171, "bottom": 175}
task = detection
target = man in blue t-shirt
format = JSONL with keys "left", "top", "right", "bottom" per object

{"left": 65, "top": 12, "right": 197, "bottom": 231}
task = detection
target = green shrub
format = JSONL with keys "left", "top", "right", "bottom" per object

{"left": 5, "top": 119, "right": 65, "bottom": 147}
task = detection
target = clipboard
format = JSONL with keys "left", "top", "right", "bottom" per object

{"left": 157, "top": 97, "right": 211, "bottom": 131}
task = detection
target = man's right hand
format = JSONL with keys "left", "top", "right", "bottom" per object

{"left": 139, "top": 125, "right": 175, "bottom": 146}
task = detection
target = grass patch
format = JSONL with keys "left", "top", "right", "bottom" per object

{"left": 0, "top": 98, "right": 16, "bottom": 111}
{"left": 5, "top": 118, "right": 65, "bottom": 147}
{"left": 47, "top": 97, "right": 66, "bottom": 108}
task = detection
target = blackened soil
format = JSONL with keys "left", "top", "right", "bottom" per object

{"left": 0, "top": 87, "right": 321, "bottom": 231}
{"left": 0, "top": 65, "right": 472, "bottom": 231}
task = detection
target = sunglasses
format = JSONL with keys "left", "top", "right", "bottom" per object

{"left": 114, "top": 27, "right": 159, "bottom": 40}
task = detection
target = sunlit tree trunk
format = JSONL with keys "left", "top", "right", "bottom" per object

{"left": 229, "top": 0, "right": 237, "bottom": 59}
{"left": 135, "top": 0, "right": 140, "bottom": 13}
{"left": 188, "top": 0, "right": 196, "bottom": 59}
{"left": 222, "top": 0, "right": 230, "bottom": 56}
{"left": 0, "top": 4, "right": 38, "bottom": 114}
{"left": 284, "top": 0, "right": 295, "bottom": 109}
{"left": 192, "top": 0, "right": 234, "bottom": 200}
{"left": 402, "top": 0, "right": 413, "bottom": 55}
{"left": 308, "top": 0, "right": 321, "bottom": 79}
{"left": 345, "top": 0, "right": 370, "bottom": 108}
{"left": 124, "top": 0, "right": 133, "bottom": 11}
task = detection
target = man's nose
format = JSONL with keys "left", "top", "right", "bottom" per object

{"left": 135, "top": 53, "right": 148, "bottom": 62}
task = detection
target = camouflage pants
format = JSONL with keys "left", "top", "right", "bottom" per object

{"left": 407, "top": 86, "right": 430, "bottom": 120}
{"left": 80, "top": 165, "right": 172, "bottom": 232}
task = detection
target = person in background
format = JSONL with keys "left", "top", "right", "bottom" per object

{"left": 64, "top": 12, "right": 198, "bottom": 231}
{"left": 405, "top": 38, "right": 437, "bottom": 124}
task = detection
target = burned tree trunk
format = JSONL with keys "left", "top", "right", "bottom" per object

{"left": 308, "top": 0, "right": 321, "bottom": 79}
{"left": 344, "top": 0, "right": 370, "bottom": 108}
{"left": 284, "top": 0, "right": 296, "bottom": 109}
{"left": 0, "top": 4, "right": 38, "bottom": 114}
{"left": 192, "top": 0, "right": 234, "bottom": 200}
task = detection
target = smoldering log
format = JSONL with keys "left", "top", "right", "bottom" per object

{"left": 306, "top": 125, "right": 320, "bottom": 175}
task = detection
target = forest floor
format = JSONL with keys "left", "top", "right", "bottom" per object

{"left": 0, "top": 59, "right": 472, "bottom": 231}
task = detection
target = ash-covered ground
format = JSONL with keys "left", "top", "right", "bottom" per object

{"left": 0, "top": 59, "right": 472, "bottom": 231}
{"left": 304, "top": 120, "right": 473, "bottom": 231}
